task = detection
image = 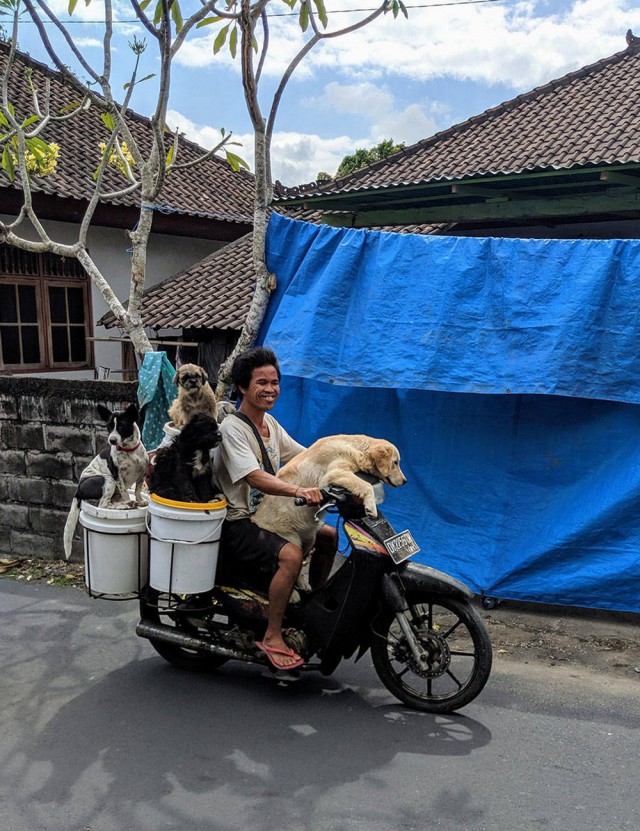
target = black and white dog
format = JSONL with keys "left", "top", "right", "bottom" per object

{"left": 63, "top": 404, "right": 149, "bottom": 559}
{"left": 147, "top": 413, "right": 222, "bottom": 503}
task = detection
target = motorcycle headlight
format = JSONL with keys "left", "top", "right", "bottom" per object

{"left": 373, "top": 481, "right": 386, "bottom": 505}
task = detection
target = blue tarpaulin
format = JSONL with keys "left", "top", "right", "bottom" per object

{"left": 261, "top": 213, "right": 640, "bottom": 612}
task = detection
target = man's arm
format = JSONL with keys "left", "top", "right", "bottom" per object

{"left": 245, "top": 469, "right": 324, "bottom": 505}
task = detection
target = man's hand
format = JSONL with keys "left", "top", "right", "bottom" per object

{"left": 295, "top": 486, "right": 324, "bottom": 505}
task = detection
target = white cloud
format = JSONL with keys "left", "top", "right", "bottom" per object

{"left": 168, "top": 108, "right": 364, "bottom": 185}
{"left": 73, "top": 38, "right": 103, "bottom": 49}
{"left": 301, "top": 0, "right": 633, "bottom": 90}
{"left": 316, "top": 81, "right": 441, "bottom": 146}
{"left": 172, "top": 0, "right": 634, "bottom": 93}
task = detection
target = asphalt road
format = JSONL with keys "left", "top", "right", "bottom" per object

{"left": 1, "top": 579, "right": 638, "bottom": 831}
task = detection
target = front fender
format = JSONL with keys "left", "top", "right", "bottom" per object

{"left": 393, "top": 561, "right": 474, "bottom": 600}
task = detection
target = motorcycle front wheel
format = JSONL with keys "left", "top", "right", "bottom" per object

{"left": 370, "top": 593, "right": 492, "bottom": 713}
{"left": 139, "top": 588, "right": 229, "bottom": 672}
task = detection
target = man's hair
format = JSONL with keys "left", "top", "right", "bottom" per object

{"left": 231, "top": 347, "right": 281, "bottom": 393}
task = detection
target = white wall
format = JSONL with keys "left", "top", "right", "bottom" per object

{"left": 1, "top": 214, "right": 225, "bottom": 378}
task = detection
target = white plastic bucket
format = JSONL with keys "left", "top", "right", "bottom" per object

{"left": 160, "top": 421, "right": 181, "bottom": 447}
{"left": 80, "top": 501, "right": 149, "bottom": 597}
{"left": 148, "top": 494, "right": 227, "bottom": 594}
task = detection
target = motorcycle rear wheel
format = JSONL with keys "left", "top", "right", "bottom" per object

{"left": 139, "top": 588, "right": 229, "bottom": 672}
{"left": 370, "top": 593, "right": 492, "bottom": 713}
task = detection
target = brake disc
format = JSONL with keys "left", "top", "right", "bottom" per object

{"left": 393, "top": 626, "right": 451, "bottom": 678}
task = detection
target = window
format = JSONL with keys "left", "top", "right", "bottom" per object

{"left": 0, "top": 245, "right": 93, "bottom": 372}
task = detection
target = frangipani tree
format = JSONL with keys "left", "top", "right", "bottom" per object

{"left": 0, "top": 0, "right": 407, "bottom": 381}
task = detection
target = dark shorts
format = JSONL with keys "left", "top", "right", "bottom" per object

{"left": 217, "top": 518, "right": 289, "bottom": 592}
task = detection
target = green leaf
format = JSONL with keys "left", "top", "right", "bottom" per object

{"left": 153, "top": 0, "right": 163, "bottom": 26}
{"left": 0, "top": 112, "right": 9, "bottom": 127}
{"left": 58, "top": 101, "right": 82, "bottom": 114}
{"left": 196, "top": 15, "right": 223, "bottom": 28}
{"left": 299, "top": 2, "right": 309, "bottom": 32}
{"left": 27, "top": 136, "right": 51, "bottom": 151}
{"left": 2, "top": 144, "right": 15, "bottom": 182}
{"left": 251, "top": 35, "right": 258, "bottom": 53}
{"left": 312, "top": 0, "right": 328, "bottom": 28}
{"left": 398, "top": 0, "right": 408, "bottom": 18}
{"left": 224, "top": 150, "right": 249, "bottom": 172}
{"left": 165, "top": 144, "right": 174, "bottom": 169}
{"left": 229, "top": 25, "right": 237, "bottom": 59}
{"left": 392, "top": 0, "right": 399, "bottom": 18}
{"left": 68, "top": 0, "right": 78, "bottom": 14}
{"left": 100, "top": 112, "right": 115, "bottom": 131}
{"left": 213, "top": 24, "right": 229, "bottom": 55}
{"left": 123, "top": 73, "right": 156, "bottom": 90}
{"left": 170, "top": 0, "right": 183, "bottom": 33}
{"left": 139, "top": 0, "right": 153, "bottom": 8}
{"left": 21, "top": 115, "right": 40, "bottom": 129}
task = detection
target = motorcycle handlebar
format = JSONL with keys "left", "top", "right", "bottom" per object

{"left": 294, "top": 486, "right": 348, "bottom": 507}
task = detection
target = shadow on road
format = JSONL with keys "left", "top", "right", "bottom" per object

{"left": 22, "top": 656, "right": 492, "bottom": 829}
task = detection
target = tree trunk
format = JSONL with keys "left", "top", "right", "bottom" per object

{"left": 216, "top": 125, "right": 274, "bottom": 397}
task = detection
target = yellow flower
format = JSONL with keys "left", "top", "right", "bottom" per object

{"left": 98, "top": 140, "right": 136, "bottom": 177}
{"left": 18, "top": 142, "right": 60, "bottom": 177}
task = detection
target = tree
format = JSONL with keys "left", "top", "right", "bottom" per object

{"left": 0, "top": 0, "right": 408, "bottom": 387}
{"left": 336, "top": 138, "right": 405, "bottom": 178}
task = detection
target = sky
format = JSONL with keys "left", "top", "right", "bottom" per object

{"left": 6, "top": 0, "right": 639, "bottom": 185}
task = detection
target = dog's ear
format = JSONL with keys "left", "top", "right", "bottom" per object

{"left": 201, "top": 368, "right": 209, "bottom": 382}
{"left": 124, "top": 403, "right": 139, "bottom": 421}
{"left": 172, "top": 371, "right": 180, "bottom": 385}
{"left": 97, "top": 404, "right": 113, "bottom": 423}
{"left": 371, "top": 443, "right": 393, "bottom": 478}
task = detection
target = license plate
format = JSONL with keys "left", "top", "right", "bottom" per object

{"left": 383, "top": 530, "right": 420, "bottom": 564}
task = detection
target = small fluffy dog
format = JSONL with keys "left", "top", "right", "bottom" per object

{"left": 254, "top": 434, "right": 407, "bottom": 553}
{"left": 63, "top": 404, "right": 148, "bottom": 559}
{"left": 147, "top": 413, "right": 222, "bottom": 503}
{"left": 168, "top": 363, "right": 218, "bottom": 429}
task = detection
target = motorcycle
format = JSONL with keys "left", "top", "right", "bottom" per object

{"left": 137, "top": 479, "right": 492, "bottom": 714}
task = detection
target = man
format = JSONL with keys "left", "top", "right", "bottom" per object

{"left": 216, "top": 347, "right": 337, "bottom": 671}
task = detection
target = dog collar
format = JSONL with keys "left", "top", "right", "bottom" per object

{"left": 117, "top": 442, "right": 141, "bottom": 453}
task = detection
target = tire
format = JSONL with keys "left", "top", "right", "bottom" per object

{"left": 139, "top": 588, "right": 229, "bottom": 672}
{"left": 370, "top": 593, "right": 492, "bottom": 714}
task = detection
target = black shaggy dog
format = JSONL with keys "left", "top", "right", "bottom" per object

{"left": 148, "top": 413, "right": 222, "bottom": 503}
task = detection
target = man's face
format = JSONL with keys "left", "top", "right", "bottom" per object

{"left": 241, "top": 364, "right": 280, "bottom": 411}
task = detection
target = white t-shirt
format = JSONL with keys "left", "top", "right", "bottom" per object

{"left": 216, "top": 413, "right": 304, "bottom": 520}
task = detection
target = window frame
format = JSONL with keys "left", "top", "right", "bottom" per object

{"left": 0, "top": 247, "right": 94, "bottom": 373}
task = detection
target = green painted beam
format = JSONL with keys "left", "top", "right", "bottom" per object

{"left": 276, "top": 163, "right": 640, "bottom": 209}
{"left": 320, "top": 190, "right": 640, "bottom": 227}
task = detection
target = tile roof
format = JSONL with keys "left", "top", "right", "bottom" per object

{"left": 276, "top": 43, "right": 640, "bottom": 202}
{"left": 100, "top": 233, "right": 256, "bottom": 330}
{"left": 99, "top": 208, "right": 450, "bottom": 330}
{"left": 0, "top": 43, "right": 255, "bottom": 224}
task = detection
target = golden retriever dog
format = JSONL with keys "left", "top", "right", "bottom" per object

{"left": 253, "top": 434, "right": 407, "bottom": 552}
{"left": 168, "top": 363, "right": 218, "bottom": 429}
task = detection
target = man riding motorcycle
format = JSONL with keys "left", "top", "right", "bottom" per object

{"left": 215, "top": 347, "right": 338, "bottom": 670}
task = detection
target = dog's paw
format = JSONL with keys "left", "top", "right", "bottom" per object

{"left": 364, "top": 498, "right": 378, "bottom": 518}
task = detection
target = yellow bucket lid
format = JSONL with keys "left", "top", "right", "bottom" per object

{"left": 150, "top": 493, "right": 227, "bottom": 511}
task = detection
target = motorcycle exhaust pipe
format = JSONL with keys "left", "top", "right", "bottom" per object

{"left": 136, "top": 619, "right": 257, "bottom": 664}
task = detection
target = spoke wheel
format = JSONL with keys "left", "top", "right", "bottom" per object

{"left": 139, "top": 588, "right": 229, "bottom": 672}
{"left": 371, "top": 593, "right": 492, "bottom": 713}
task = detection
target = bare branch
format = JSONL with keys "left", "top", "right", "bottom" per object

{"left": 130, "top": 0, "right": 162, "bottom": 40}
{"left": 24, "top": 0, "right": 100, "bottom": 85}
{"left": 255, "top": 7, "right": 268, "bottom": 86}
{"left": 169, "top": 132, "right": 235, "bottom": 172}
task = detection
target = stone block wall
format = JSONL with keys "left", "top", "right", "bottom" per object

{"left": 0, "top": 376, "right": 137, "bottom": 562}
